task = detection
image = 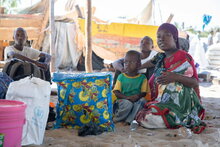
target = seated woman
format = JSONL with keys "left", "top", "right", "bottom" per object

{"left": 136, "top": 23, "right": 205, "bottom": 133}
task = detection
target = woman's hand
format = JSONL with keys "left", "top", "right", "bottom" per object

{"left": 157, "top": 71, "right": 198, "bottom": 88}
{"left": 156, "top": 71, "right": 178, "bottom": 85}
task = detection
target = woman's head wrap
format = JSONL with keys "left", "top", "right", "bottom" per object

{"left": 157, "top": 23, "right": 179, "bottom": 48}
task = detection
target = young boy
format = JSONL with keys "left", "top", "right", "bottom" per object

{"left": 113, "top": 50, "right": 150, "bottom": 124}
{"left": 4, "top": 27, "right": 51, "bottom": 82}
{"left": 139, "top": 36, "right": 157, "bottom": 78}
{"left": 112, "top": 36, "right": 157, "bottom": 87}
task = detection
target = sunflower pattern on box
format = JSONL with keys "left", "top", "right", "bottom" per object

{"left": 53, "top": 72, "right": 114, "bottom": 131}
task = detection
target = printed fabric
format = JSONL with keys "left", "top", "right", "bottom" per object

{"left": 53, "top": 72, "right": 114, "bottom": 131}
{"left": 137, "top": 50, "right": 205, "bottom": 133}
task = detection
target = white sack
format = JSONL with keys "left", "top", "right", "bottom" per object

{"left": 6, "top": 77, "right": 51, "bottom": 145}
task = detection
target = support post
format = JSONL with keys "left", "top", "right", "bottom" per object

{"left": 166, "top": 14, "right": 174, "bottom": 23}
{"left": 85, "top": 0, "right": 93, "bottom": 73}
{"left": 50, "top": 0, "right": 55, "bottom": 72}
{"left": 32, "top": 0, "right": 49, "bottom": 50}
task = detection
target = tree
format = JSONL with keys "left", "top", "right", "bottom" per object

{"left": 0, "top": 0, "right": 21, "bottom": 14}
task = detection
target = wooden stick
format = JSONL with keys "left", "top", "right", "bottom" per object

{"left": 166, "top": 14, "right": 174, "bottom": 23}
{"left": 85, "top": 0, "right": 93, "bottom": 73}
{"left": 32, "top": 1, "right": 50, "bottom": 49}
{"left": 32, "top": 1, "right": 49, "bottom": 49}
{"left": 75, "top": 5, "right": 83, "bottom": 18}
{"left": 0, "top": 41, "right": 3, "bottom": 61}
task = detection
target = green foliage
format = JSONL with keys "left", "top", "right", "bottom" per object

{"left": 200, "top": 31, "right": 209, "bottom": 38}
{"left": 174, "top": 22, "right": 180, "bottom": 29}
{"left": 186, "top": 28, "right": 197, "bottom": 35}
{"left": 0, "top": 0, "right": 21, "bottom": 14}
{"left": 174, "top": 21, "right": 220, "bottom": 38}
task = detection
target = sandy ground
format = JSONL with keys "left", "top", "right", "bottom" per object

{"left": 27, "top": 82, "right": 220, "bottom": 147}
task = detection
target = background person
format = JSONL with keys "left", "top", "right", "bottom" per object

{"left": 112, "top": 36, "right": 157, "bottom": 86}
{"left": 4, "top": 27, "right": 51, "bottom": 82}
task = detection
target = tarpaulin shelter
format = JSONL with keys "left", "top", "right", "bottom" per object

{"left": 0, "top": 0, "right": 49, "bottom": 67}
{"left": 0, "top": 0, "right": 163, "bottom": 70}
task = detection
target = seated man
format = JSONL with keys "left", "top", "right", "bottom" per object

{"left": 4, "top": 27, "right": 51, "bottom": 82}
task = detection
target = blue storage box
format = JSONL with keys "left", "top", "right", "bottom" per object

{"left": 53, "top": 72, "right": 114, "bottom": 131}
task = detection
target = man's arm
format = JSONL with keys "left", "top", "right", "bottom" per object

{"left": 112, "top": 58, "right": 125, "bottom": 72}
{"left": 7, "top": 51, "right": 49, "bottom": 70}
{"left": 140, "top": 60, "right": 155, "bottom": 69}
{"left": 140, "top": 52, "right": 159, "bottom": 69}
{"left": 39, "top": 52, "right": 51, "bottom": 65}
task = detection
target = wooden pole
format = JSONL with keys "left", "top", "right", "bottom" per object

{"left": 166, "top": 14, "right": 174, "bottom": 23}
{"left": 0, "top": 41, "right": 3, "bottom": 61}
{"left": 75, "top": 5, "right": 83, "bottom": 18}
{"left": 50, "top": 0, "right": 55, "bottom": 72}
{"left": 85, "top": 0, "right": 93, "bottom": 73}
{"left": 32, "top": 0, "right": 49, "bottom": 49}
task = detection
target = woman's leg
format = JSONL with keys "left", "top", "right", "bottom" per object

{"left": 141, "top": 114, "right": 166, "bottom": 128}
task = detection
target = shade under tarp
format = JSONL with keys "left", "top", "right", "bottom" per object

{"left": 42, "top": 22, "right": 82, "bottom": 71}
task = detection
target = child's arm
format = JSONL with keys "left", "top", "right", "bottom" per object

{"left": 113, "top": 90, "right": 128, "bottom": 99}
{"left": 133, "top": 76, "right": 151, "bottom": 102}
{"left": 113, "top": 74, "right": 128, "bottom": 99}
{"left": 113, "top": 90, "right": 146, "bottom": 103}
{"left": 127, "top": 75, "right": 149, "bottom": 102}
{"left": 127, "top": 92, "right": 146, "bottom": 102}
